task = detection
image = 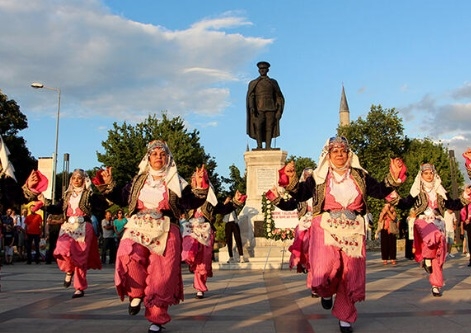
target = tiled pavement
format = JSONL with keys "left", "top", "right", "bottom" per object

{"left": 1, "top": 251, "right": 471, "bottom": 333}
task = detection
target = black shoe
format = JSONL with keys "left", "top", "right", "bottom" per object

{"left": 432, "top": 287, "right": 442, "bottom": 297}
{"left": 63, "top": 273, "right": 73, "bottom": 288}
{"left": 321, "top": 297, "right": 333, "bottom": 309}
{"left": 422, "top": 259, "right": 433, "bottom": 274}
{"left": 468, "top": 262, "right": 471, "bottom": 267}
{"left": 128, "top": 298, "right": 142, "bottom": 315}
{"left": 339, "top": 322, "right": 353, "bottom": 333}
{"left": 148, "top": 323, "right": 163, "bottom": 333}
{"left": 311, "top": 292, "right": 320, "bottom": 298}
{"left": 195, "top": 291, "right": 204, "bottom": 299}
{"left": 71, "top": 290, "right": 84, "bottom": 298}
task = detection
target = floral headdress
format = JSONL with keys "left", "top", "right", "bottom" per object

{"left": 313, "top": 136, "right": 364, "bottom": 184}
{"left": 327, "top": 136, "right": 350, "bottom": 152}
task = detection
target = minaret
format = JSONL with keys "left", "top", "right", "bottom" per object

{"left": 339, "top": 85, "right": 350, "bottom": 126}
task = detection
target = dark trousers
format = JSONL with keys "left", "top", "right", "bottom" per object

{"left": 101, "top": 237, "right": 116, "bottom": 264}
{"left": 405, "top": 238, "right": 414, "bottom": 260}
{"left": 46, "top": 224, "right": 61, "bottom": 264}
{"left": 225, "top": 222, "right": 243, "bottom": 258}
{"left": 26, "top": 234, "right": 40, "bottom": 263}
{"left": 403, "top": 228, "right": 414, "bottom": 260}
{"left": 254, "top": 111, "right": 276, "bottom": 148}
{"left": 380, "top": 229, "right": 397, "bottom": 261}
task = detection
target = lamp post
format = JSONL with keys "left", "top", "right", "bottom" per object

{"left": 31, "top": 82, "right": 61, "bottom": 204}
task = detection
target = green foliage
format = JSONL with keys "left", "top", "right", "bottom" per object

{"left": 336, "top": 105, "right": 464, "bottom": 229}
{"left": 287, "top": 155, "right": 317, "bottom": 175}
{"left": 213, "top": 213, "right": 226, "bottom": 244}
{"left": 400, "top": 138, "right": 464, "bottom": 199}
{"left": 337, "top": 105, "right": 406, "bottom": 226}
{"left": 96, "top": 112, "right": 222, "bottom": 193}
{"left": 0, "top": 90, "right": 37, "bottom": 208}
{"left": 338, "top": 105, "right": 405, "bottom": 174}
{"left": 0, "top": 91, "right": 36, "bottom": 181}
{"left": 220, "top": 164, "right": 246, "bottom": 198}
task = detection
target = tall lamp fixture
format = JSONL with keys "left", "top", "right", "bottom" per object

{"left": 31, "top": 82, "right": 61, "bottom": 204}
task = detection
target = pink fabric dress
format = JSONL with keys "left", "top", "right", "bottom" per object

{"left": 114, "top": 183, "right": 184, "bottom": 326}
{"left": 309, "top": 175, "right": 366, "bottom": 324}
{"left": 54, "top": 206, "right": 102, "bottom": 291}
{"left": 413, "top": 218, "right": 446, "bottom": 287}
{"left": 181, "top": 219, "right": 214, "bottom": 293}
{"left": 289, "top": 225, "right": 310, "bottom": 272}
{"left": 115, "top": 224, "right": 183, "bottom": 324}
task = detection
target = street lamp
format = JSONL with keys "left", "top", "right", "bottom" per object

{"left": 31, "top": 82, "right": 61, "bottom": 204}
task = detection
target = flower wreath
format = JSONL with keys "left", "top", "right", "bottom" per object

{"left": 262, "top": 193, "right": 295, "bottom": 241}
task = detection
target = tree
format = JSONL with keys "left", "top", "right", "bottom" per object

{"left": 337, "top": 105, "right": 407, "bottom": 224}
{"left": 336, "top": 105, "right": 464, "bottom": 228}
{"left": 220, "top": 164, "right": 246, "bottom": 198}
{"left": 97, "top": 113, "right": 222, "bottom": 194}
{"left": 400, "top": 137, "right": 464, "bottom": 200}
{"left": 338, "top": 105, "right": 406, "bottom": 176}
{"left": 0, "top": 90, "right": 37, "bottom": 209}
{"left": 286, "top": 155, "right": 317, "bottom": 176}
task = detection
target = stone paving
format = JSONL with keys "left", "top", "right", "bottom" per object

{"left": 1, "top": 251, "right": 471, "bottom": 333}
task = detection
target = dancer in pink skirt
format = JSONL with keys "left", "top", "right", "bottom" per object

{"left": 96, "top": 140, "right": 209, "bottom": 333}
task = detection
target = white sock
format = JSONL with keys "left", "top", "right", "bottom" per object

{"left": 130, "top": 298, "right": 141, "bottom": 307}
{"left": 425, "top": 259, "right": 432, "bottom": 267}
{"left": 340, "top": 320, "right": 351, "bottom": 327}
{"left": 149, "top": 324, "right": 161, "bottom": 332}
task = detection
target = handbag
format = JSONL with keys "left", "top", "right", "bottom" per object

{"left": 389, "top": 219, "right": 399, "bottom": 235}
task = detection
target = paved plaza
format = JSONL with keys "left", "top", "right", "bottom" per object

{"left": 1, "top": 251, "right": 471, "bottom": 333}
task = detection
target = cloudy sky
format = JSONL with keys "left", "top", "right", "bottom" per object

{"left": 1, "top": 0, "right": 471, "bottom": 182}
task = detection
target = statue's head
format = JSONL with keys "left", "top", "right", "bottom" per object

{"left": 256, "top": 61, "right": 270, "bottom": 69}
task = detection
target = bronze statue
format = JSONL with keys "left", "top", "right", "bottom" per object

{"left": 246, "top": 61, "right": 285, "bottom": 150}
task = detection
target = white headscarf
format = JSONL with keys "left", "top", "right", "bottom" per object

{"left": 409, "top": 163, "right": 447, "bottom": 199}
{"left": 313, "top": 137, "right": 365, "bottom": 184}
{"left": 137, "top": 140, "right": 187, "bottom": 198}
{"left": 65, "top": 169, "right": 91, "bottom": 194}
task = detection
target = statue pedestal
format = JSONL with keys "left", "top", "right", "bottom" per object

{"left": 242, "top": 149, "right": 288, "bottom": 229}
{"left": 214, "top": 149, "right": 291, "bottom": 270}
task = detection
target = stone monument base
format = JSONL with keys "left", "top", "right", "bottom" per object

{"left": 213, "top": 149, "right": 289, "bottom": 270}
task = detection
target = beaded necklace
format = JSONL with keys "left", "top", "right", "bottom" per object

{"left": 331, "top": 168, "right": 350, "bottom": 184}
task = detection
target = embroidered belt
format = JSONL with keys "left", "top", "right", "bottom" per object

{"left": 68, "top": 216, "right": 85, "bottom": 224}
{"left": 122, "top": 210, "right": 170, "bottom": 255}
{"left": 59, "top": 216, "right": 87, "bottom": 242}
{"left": 326, "top": 209, "right": 358, "bottom": 221}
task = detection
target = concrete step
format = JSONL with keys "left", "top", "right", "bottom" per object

{"left": 212, "top": 259, "right": 290, "bottom": 270}
{"left": 213, "top": 238, "right": 292, "bottom": 270}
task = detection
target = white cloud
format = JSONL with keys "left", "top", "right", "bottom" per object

{"left": 451, "top": 82, "right": 471, "bottom": 100}
{"left": 0, "top": 0, "right": 271, "bottom": 122}
{"left": 397, "top": 81, "right": 471, "bottom": 177}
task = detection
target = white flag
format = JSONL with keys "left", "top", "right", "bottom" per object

{"left": 0, "top": 135, "right": 17, "bottom": 182}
